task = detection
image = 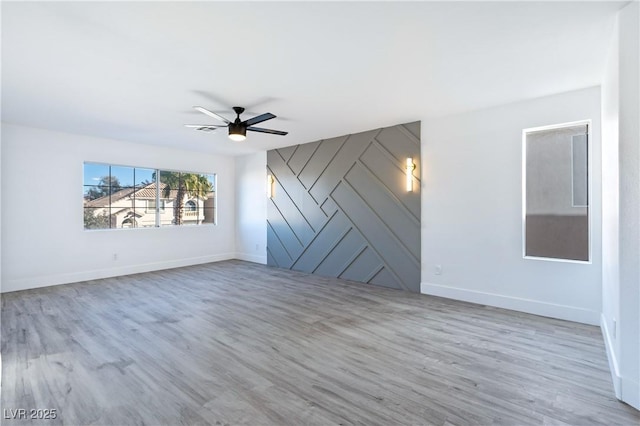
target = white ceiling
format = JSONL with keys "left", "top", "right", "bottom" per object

{"left": 2, "top": 1, "right": 623, "bottom": 156}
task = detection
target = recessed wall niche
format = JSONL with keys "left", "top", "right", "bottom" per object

{"left": 267, "top": 122, "right": 421, "bottom": 292}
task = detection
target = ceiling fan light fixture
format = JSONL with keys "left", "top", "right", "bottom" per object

{"left": 188, "top": 105, "right": 286, "bottom": 141}
{"left": 228, "top": 123, "right": 246, "bottom": 141}
{"left": 229, "top": 133, "right": 246, "bottom": 142}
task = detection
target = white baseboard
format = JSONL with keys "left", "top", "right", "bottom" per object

{"left": 601, "top": 314, "right": 622, "bottom": 399}
{"left": 621, "top": 376, "right": 640, "bottom": 410}
{"left": 421, "top": 282, "right": 600, "bottom": 325}
{"left": 601, "top": 314, "right": 640, "bottom": 410}
{"left": 1, "top": 253, "right": 236, "bottom": 293}
{"left": 234, "top": 253, "right": 267, "bottom": 264}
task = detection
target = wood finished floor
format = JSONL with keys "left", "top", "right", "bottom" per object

{"left": 1, "top": 260, "right": 638, "bottom": 426}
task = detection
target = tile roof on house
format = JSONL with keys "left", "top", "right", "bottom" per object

{"left": 133, "top": 182, "right": 180, "bottom": 200}
{"left": 84, "top": 182, "right": 213, "bottom": 208}
{"left": 84, "top": 182, "right": 176, "bottom": 207}
{"left": 85, "top": 187, "right": 136, "bottom": 208}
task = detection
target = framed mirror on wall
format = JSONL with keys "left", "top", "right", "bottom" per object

{"left": 522, "top": 120, "right": 590, "bottom": 262}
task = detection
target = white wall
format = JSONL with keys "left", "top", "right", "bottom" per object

{"left": 601, "top": 1, "right": 640, "bottom": 410}
{"left": 601, "top": 5, "right": 622, "bottom": 399}
{"left": 421, "top": 87, "right": 602, "bottom": 325}
{"left": 617, "top": 0, "right": 639, "bottom": 410}
{"left": 0, "top": 127, "right": 2, "bottom": 291}
{"left": 234, "top": 152, "right": 267, "bottom": 264}
{"left": 1, "top": 124, "right": 236, "bottom": 293}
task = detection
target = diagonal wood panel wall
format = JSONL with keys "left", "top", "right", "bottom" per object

{"left": 267, "top": 122, "right": 421, "bottom": 292}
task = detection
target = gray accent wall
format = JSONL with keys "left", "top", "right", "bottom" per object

{"left": 267, "top": 122, "right": 421, "bottom": 292}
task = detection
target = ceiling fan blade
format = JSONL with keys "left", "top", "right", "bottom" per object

{"left": 243, "top": 112, "right": 276, "bottom": 127}
{"left": 247, "top": 126, "right": 288, "bottom": 136}
{"left": 184, "top": 124, "right": 223, "bottom": 132}
{"left": 184, "top": 124, "right": 226, "bottom": 128}
{"left": 194, "top": 106, "right": 231, "bottom": 124}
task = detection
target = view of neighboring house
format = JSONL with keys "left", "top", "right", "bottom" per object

{"left": 84, "top": 181, "right": 215, "bottom": 228}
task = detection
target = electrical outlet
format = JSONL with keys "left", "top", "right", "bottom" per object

{"left": 613, "top": 318, "right": 617, "bottom": 338}
{"left": 435, "top": 264, "right": 442, "bottom": 275}
{"left": 113, "top": 253, "right": 118, "bottom": 261}
{"left": 255, "top": 244, "right": 259, "bottom": 251}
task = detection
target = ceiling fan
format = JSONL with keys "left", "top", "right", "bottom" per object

{"left": 185, "top": 106, "right": 288, "bottom": 141}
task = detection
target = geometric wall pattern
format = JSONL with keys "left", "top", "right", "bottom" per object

{"left": 267, "top": 121, "right": 421, "bottom": 292}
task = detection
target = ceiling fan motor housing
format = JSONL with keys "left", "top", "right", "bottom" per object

{"left": 228, "top": 106, "right": 247, "bottom": 140}
{"left": 229, "top": 121, "right": 247, "bottom": 139}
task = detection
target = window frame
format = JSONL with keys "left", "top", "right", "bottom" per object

{"left": 83, "top": 162, "right": 217, "bottom": 231}
{"left": 521, "top": 119, "right": 592, "bottom": 264}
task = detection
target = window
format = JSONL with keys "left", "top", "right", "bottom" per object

{"left": 522, "top": 121, "right": 590, "bottom": 262}
{"left": 83, "top": 163, "right": 216, "bottom": 230}
{"left": 157, "top": 170, "right": 215, "bottom": 226}
{"left": 146, "top": 199, "right": 165, "bottom": 214}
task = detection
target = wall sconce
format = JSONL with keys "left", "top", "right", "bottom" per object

{"left": 406, "top": 157, "right": 416, "bottom": 192}
{"left": 267, "top": 174, "right": 274, "bottom": 198}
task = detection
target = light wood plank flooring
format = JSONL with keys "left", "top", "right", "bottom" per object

{"left": 2, "top": 260, "right": 638, "bottom": 425}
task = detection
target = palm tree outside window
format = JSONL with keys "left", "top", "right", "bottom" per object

{"left": 154, "top": 170, "right": 213, "bottom": 225}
